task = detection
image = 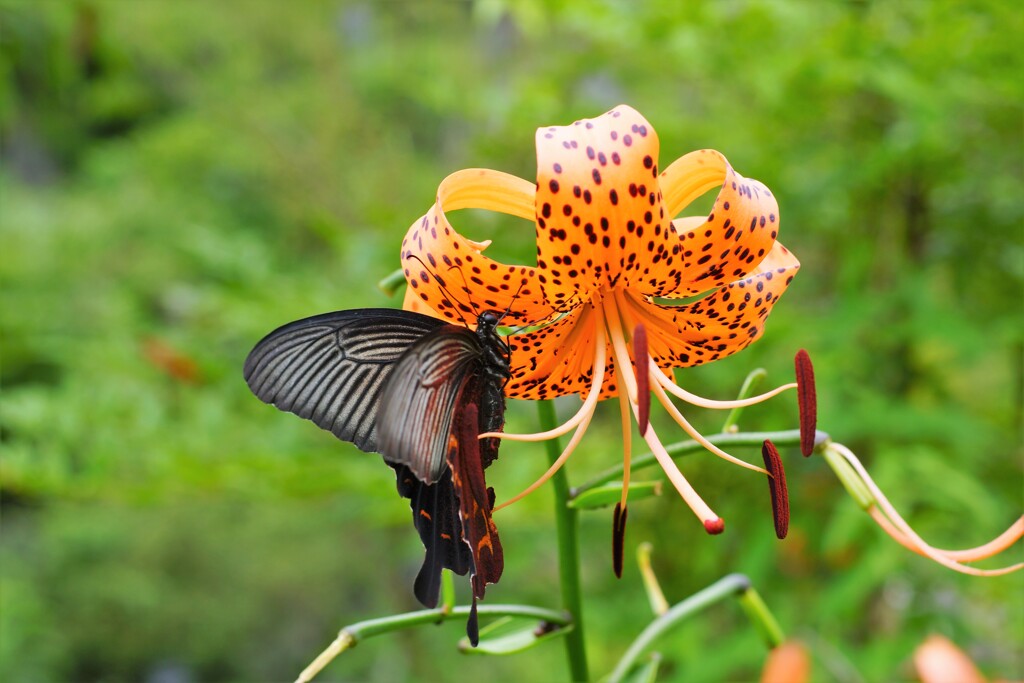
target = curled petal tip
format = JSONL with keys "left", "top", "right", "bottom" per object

{"left": 761, "top": 440, "right": 790, "bottom": 539}
{"left": 633, "top": 324, "right": 650, "bottom": 436}
{"left": 794, "top": 349, "right": 817, "bottom": 456}
{"left": 613, "top": 502, "right": 628, "bottom": 578}
{"left": 704, "top": 518, "right": 725, "bottom": 535}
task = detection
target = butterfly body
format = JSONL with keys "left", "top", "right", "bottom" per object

{"left": 243, "top": 307, "right": 509, "bottom": 643}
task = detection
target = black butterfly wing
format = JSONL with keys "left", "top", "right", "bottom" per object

{"left": 245, "top": 308, "right": 506, "bottom": 628}
{"left": 390, "top": 462, "right": 473, "bottom": 608}
{"left": 243, "top": 308, "right": 446, "bottom": 452}
{"left": 376, "top": 325, "right": 483, "bottom": 484}
{"left": 377, "top": 324, "right": 508, "bottom": 627}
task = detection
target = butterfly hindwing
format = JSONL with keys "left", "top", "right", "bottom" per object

{"left": 390, "top": 463, "right": 473, "bottom": 608}
{"left": 448, "top": 395, "right": 505, "bottom": 602}
{"left": 243, "top": 309, "right": 445, "bottom": 452}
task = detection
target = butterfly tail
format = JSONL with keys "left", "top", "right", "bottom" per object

{"left": 390, "top": 463, "right": 472, "bottom": 608}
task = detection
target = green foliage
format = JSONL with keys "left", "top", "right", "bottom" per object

{"left": 1, "top": 0, "right": 1021, "bottom": 681}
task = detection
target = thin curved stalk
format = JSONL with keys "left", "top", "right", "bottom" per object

{"left": 608, "top": 574, "right": 753, "bottom": 683}
{"left": 295, "top": 604, "right": 571, "bottom": 683}
{"left": 571, "top": 429, "right": 829, "bottom": 498}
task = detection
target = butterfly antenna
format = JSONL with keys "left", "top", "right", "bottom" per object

{"left": 406, "top": 254, "right": 471, "bottom": 328}
{"left": 446, "top": 261, "right": 483, "bottom": 321}
{"left": 498, "top": 278, "right": 529, "bottom": 324}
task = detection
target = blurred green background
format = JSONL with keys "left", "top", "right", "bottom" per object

{"left": 1, "top": 1, "right": 1021, "bottom": 681}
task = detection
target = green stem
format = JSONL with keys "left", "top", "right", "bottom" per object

{"left": 377, "top": 268, "right": 407, "bottom": 297}
{"left": 821, "top": 442, "right": 874, "bottom": 510}
{"left": 538, "top": 400, "right": 590, "bottom": 682}
{"left": 341, "top": 603, "right": 570, "bottom": 639}
{"left": 571, "top": 429, "right": 829, "bottom": 498}
{"left": 737, "top": 586, "right": 785, "bottom": 648}
{"left": 720, "top": 368, "right": 767, "bottom": 433}
{"left": 440, "top": 569, "right": 456, "bottom": 612}
{"left": 607, "top": 574, "right": 754, "bottom": 683}
{"left": 297, "top": 604, "right": 570, "bottom": 683}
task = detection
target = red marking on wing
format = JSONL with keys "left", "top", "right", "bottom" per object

{"left": 448, "top": 403, "right": 504, "bottom": 600}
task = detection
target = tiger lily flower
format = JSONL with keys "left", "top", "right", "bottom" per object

{"left": 401, "top": 105, "right": 800, "bottom": 535}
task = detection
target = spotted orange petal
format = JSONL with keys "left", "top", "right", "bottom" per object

{"left": 506, "top": 302, "right": 618, "bottom": 400}
{"left": 401, "top": 286, "right": 443, "bottom": 318}
{"left": 400, "top": 168, "right": 555, "bottom": 326}
{"left": 655, "top": 150, "right": 782, "bottom": 297}
{"left": 533, "top": 105, "right": 675, "bottom": 308}
{"left": 620, "top": 241, "right": 800, "bottom": 370}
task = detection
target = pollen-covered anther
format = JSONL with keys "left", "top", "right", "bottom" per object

{"left": 761, "top": 439, "right": 790, "bottom": 539}
{"left": 794, "top": 349, "right": 817, "bottom": 456}
{"left": 633, "top": 324, "right": 650, "bottom": 436}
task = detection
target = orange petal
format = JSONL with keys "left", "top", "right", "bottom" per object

{"left": 401, "top": 286, "right": 444, "bottom": 318}
{"left": 655, "top": 150, "right": 782, "bottom": 297}
{"left": 506, "top": 303, "right": 619, "bottom": 400}
{"left": 533, "top": 105, "right": 676, "bottom": 307}
{"left": 400, "top": 168, "right": 556, "bottom": 326}
{"left": 623, "top": 241, "right": 800, "bottom": 369}
{"left": 914, "top": 635, "right": 988, "bottom": 683}
{"left": 760, "top": 641, "right": 812, "bottom": 683}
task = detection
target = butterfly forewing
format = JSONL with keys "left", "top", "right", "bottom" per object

{"left": 376, "top": 325, "right": 483, "bottom": 484}
{"left": 243, "top": 309, "right": 445, "bottom": 452}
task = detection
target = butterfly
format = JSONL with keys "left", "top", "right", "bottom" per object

{"left": 243, "top": 307, "right": 510, "bottom": 645}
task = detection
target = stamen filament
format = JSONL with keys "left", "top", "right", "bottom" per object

{"left": 643, "top": 420, "right": 723, "bottom": 532}
{"left": 493, "top": 405, "right": 597, "bottom": 510}
{"left": 607, "top": 290, "right": 768, "bottom": 475}
{"left": 655, "top": 371, "right": 797, "bottom": 410}
{"left": 493, "top": 308, "right": 607, "bottom": 509}
{"left": 616, "top": 371, "right": 633, "bottom": 508}
{"left": 651, "top": 379, "right": 769, "bottom": 475}
{"left": 618, "top": 286, "right": 795, "bottom": 411}
{"left": 831, "top": 443, "right": 1024, "bottom": 576}
{"left": 602, "top": 298, "right": 722, "bottom": 531}
{"left": 479, "top": 390, "right": 596, "bottom": 441}
{"left": 633, "top": 324, "right": 650, "bottom": 435}
{"left": 613, "top": 361, "right": 634, "bottom": 577}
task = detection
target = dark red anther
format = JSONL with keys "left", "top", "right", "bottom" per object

{"left": 467, "top": 597, "right": 480, "bottom": 647}
{"left": 761, "top": 439, "right": 790, "bottom": 539}
{"left": 703, "top": 518, "right": 725, "bottom": 535}
{"left": 612, "top": 502, "right": 628, "bottom": 578}
{"left": 634, "top": 324, "right": 650, "bottom": 435}
{"left": 794, "top": 349, "right": 817, "bottom": 456}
